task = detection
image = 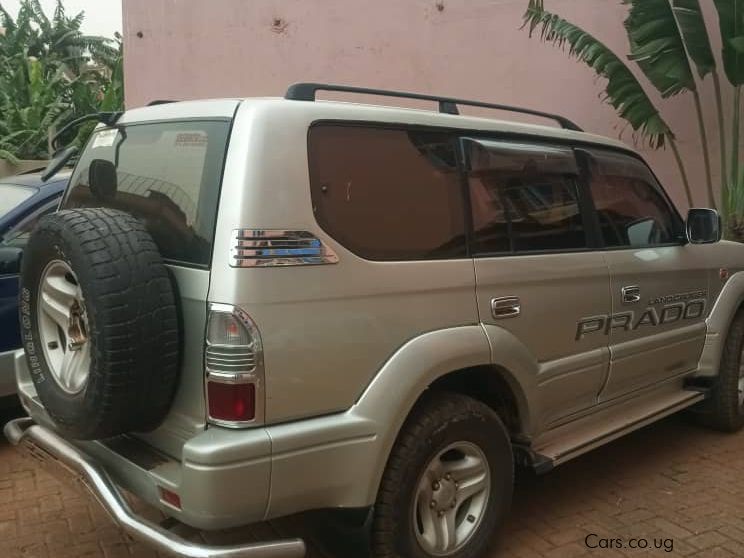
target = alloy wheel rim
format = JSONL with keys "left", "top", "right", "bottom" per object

{"left": 412, "top": 441, "right": 491, "bottom": 556}
{"left": 37, "top": 260, "right": 91, "bottom": 394}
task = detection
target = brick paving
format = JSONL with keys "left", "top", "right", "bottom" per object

{"left": 1, "top": 409, "right": 744, "bottom": 557}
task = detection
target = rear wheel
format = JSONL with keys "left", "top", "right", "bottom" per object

{"left": 372, "top": 392, "right": 513, "bottom": 558}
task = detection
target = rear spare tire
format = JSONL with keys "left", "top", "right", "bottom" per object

{"left": 19, "top": 208, "right": 180, "bottom": 439}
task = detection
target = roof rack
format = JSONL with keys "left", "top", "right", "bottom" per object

{"left": 284, "top": 82, "right": 583, "bottom": 132}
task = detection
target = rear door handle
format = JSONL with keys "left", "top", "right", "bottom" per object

{"left": 621, "top": 285, "right": 641, "bottom": 304}
{"left": 491, "top": 296, "right": 521, "bottom": 319}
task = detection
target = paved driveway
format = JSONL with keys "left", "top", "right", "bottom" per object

{"left": 1, "top": 411, "right": 744, "bottom": 558}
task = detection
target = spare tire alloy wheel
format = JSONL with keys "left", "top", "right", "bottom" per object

{"left": 19, "top": 208, "right": 180, "bottom": 440}
{"left": 38, "top": 260, "right": 91, "bottom": 394}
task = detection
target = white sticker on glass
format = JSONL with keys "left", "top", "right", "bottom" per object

{"left": 91, "top": 129, "right": 118, "bottom": 149}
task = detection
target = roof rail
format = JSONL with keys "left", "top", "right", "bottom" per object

{"left": 284, "top": 82, "right": 583, "bottom": 132}
{"left": 147, "top": 99, "right": 178, "bottom": 106}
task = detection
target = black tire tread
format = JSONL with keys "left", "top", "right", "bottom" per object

{"left": 700, "top": 308, "right": 744, "bottom": 432}
{"left": 371, "top": 391, "right": 513, "bottom": 558}
{"left": 21, "top": 208, "right": 180, "bottom": 439}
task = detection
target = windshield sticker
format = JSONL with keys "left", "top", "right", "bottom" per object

{"left": 91, "top": 129, "right": 118, "bottom": 149}
{"left": 175, "top": 132, "right": 208, "bottom": 148}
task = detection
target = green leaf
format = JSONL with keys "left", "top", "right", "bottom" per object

{"left": 0, "top": 0, "right": 124, "bottom": 159}
{"left": 731, "top": 36, "right": 744, "bottom": 51}
{"left": 672, "top": 0, "right": 717, "bottom": 78}
{"left": 713, "top": 0, "right": 744, "bottom": 85}
{"left": 0, "top": 149, "right": 20, "bottom": 165}
{"left": 623, "top": 0, "right": 697, "bottom": 97}
{"left": 522, "top": 0, "right": 673, "bottom": 148}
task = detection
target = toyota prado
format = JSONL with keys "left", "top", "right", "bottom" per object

{"left": 5, "top": 83, "right": 744, "bottom": 558}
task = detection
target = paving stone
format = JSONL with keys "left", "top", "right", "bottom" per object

{"left": 0, "top": 414, "right": 742, "bottom": 557}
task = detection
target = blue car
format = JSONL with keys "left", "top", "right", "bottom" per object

{"left": 0, "top": 169, "right": 69, "bottom": 402}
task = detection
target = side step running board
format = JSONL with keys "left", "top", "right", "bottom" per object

{"left": 526, "top": 387, "right": 705, "bottom": 472}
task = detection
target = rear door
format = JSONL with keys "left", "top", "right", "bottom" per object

{"left": 579, "top": 148, "right": 710, "bottom": 401}
{"left": 463, "top": 138, "right": 611, "bottom": 428}
{"left": 63, "top": 120, "right": 233, "bottom": 457}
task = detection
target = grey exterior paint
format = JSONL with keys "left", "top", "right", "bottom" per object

{"left": 10, "top": 96, "right": 744, "bottom": 539}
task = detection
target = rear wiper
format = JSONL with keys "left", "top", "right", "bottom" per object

{"left": 41, "top": 146, "right": 79, "bottom": 182}
{"left": 51, "top": 111, "right": 123, "bottom": 151}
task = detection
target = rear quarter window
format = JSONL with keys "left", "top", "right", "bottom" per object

{"left": 64, "top": 120, "right": 231, "bottom": 267}
{"left": 307, "top": 124, "right": 466, "bottom": 261}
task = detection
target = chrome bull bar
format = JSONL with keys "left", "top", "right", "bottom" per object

{"left": 4, "top": 418, "right": 307, "bottom": 558}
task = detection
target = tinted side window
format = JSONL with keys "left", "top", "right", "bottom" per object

{"left": 65, "top": 121, "right": 231, "bottom": 267}
{"left": 582, "top": 149, "right": 682, "bottom": 248}
{"left": 308, "top": 125, "right": 465, "bottom": 260}
{"left": 466, "top": 139, "right": 587, "bottom": 254}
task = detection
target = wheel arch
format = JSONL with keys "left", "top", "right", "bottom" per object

{"left": 698, "top": 271, "right": 744, "bottom": 377}
{"left": 428, "top": 364, "right": 528, "bottom": 440}
{"left": 353, "top": 325, "right": 532, "bottom": 506}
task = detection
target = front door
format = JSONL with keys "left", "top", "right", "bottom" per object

{"left": 579, "top": 148, "right": 710, "bottom": 401}
{"left": 463, "top": 138, "right": 611, "bottom": 428}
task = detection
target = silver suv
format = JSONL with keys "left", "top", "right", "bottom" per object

{"left": 5, "top": 83, "right": 743, "bottom": 558}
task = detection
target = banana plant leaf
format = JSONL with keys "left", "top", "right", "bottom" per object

{"left": 671, "top": 0, "right": 717, "bottom": 78}
{"left": 0, "top": 0, "right": 124, "bottom": 160}
{"left": 523, "top": 0, "right": 673, "bottom": 148}
{"left": 623, "top": 0, "right": 698, "bottom": 97}
{"left": 714, "top": 0, "right": 744, "bottom": 86}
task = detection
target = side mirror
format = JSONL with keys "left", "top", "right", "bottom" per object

{"left": 89, "top": 159, "right": 118, "bottom": 201}
{"left": 686, "top": 208, "right": 721, "bottom": 244}
{"left": 0, "top": 246, "right": 23, "bottom": 275}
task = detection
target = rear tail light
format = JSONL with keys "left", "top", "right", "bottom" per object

{"left": 207, "top": 382, "right": 256, "bottom": 422}
{"left": 205, "top": 303, "right": 263, "bottom": 427}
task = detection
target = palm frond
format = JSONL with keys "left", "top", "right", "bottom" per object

{"left": 28, "top": 0, "right": 51, "bottom": 35}
{"left": 671, "top": 0, "right": 717, "bottom": 78}
{"left": 522, "top": 0, "right": 673, "bottom": 148}
{"left": 0, "top": 3, "right": 17, "bottom": 33}
{"left": 0, "top": 0, "right": 123, "bottom": 159}
{"left": 623, "top": 0, "right": 697, "bottom": 97}
{"left": 52, "top": 0, "right": 64, "bottom": 26}
{"left": 69, "top": 11, "right": 84, "bottom": 30}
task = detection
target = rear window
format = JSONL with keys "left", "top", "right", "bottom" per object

{"left": 0, "top": 184, "right": 35, "bottom": 219}
{"left": 64, "top": 120, "right": 231, "bottom": 267}
{"left": 308, "top": 125, "right": 466, "bottom": 260}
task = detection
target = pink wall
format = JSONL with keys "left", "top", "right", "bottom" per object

{"left": 122, "top": 0, "right": 729, "bottom": 211}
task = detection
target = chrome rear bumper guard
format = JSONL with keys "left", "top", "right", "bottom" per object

{"left": 4, "top": 418, "right": 306, "bottom": 558}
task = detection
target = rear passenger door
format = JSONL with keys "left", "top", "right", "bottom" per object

{"left": 579, "top": 148, "right": 710, "bottom": 401}
{"left": 463, "top": 138, "right": 611, "bottom": 428}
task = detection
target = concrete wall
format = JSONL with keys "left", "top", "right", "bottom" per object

{"left": 122, "top": 0, "right": 730, "bottom": 211}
